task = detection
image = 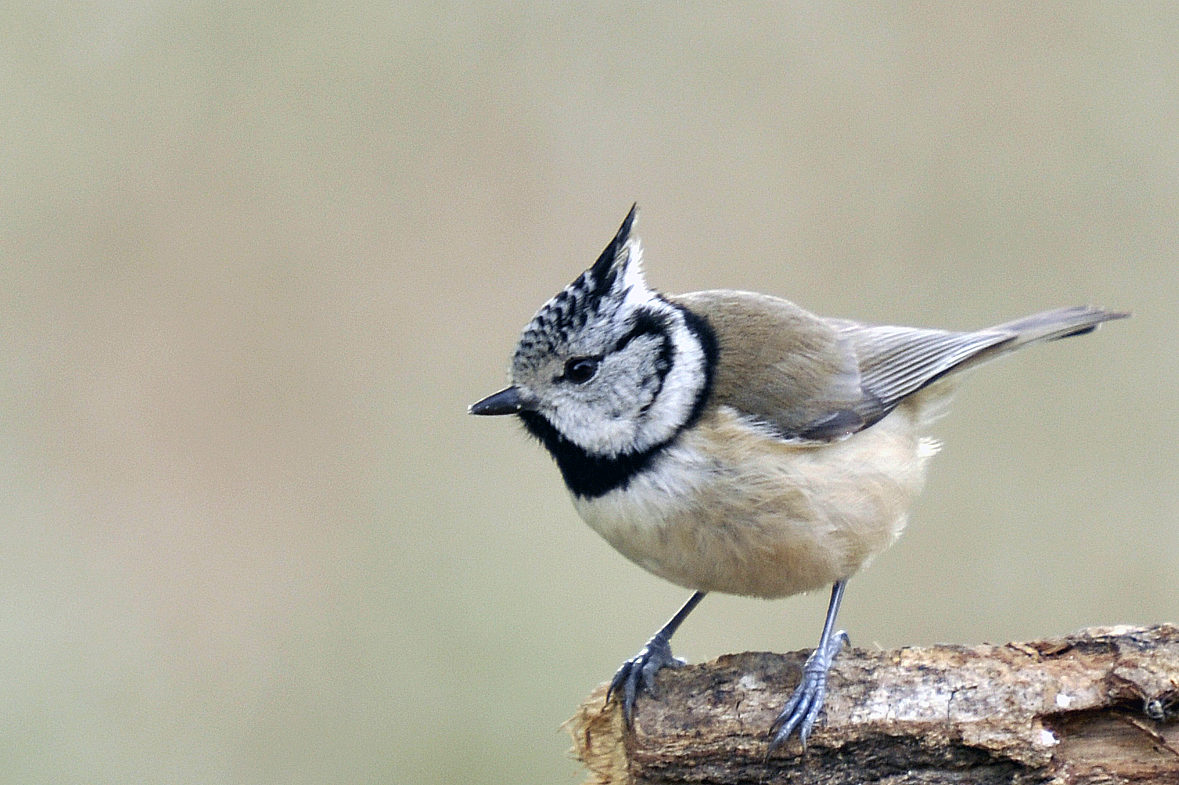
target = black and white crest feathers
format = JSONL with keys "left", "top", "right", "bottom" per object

{"left": 513, "top": 204, "right": 641, "bottom": 373}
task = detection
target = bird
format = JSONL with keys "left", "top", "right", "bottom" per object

{"left": 469, "top": 204, "right": 1126, "bottom": 752}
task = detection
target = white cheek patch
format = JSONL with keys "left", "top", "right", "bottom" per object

{"left": 542, "top": 299, "right": 709, "bottom": 458}
{"left": 551, "top": 405, "right": 637, "bottom": 456}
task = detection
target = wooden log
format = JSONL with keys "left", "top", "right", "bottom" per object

{"left": 567, "top": 624, "right": 1179, "bottom": 784}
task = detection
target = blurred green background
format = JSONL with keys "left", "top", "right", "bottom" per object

{"left": 3, "top": 3, "right": 1175, "bottom": 783}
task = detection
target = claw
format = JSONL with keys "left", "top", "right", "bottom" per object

{"left": 605, "top": 592, "right": 705, "bottom": 727}
{"left": 607, "top": 631, "right": 686, "bottom": 725}
{"left": 768, "top": 629, "right": 848, "bottom": 753}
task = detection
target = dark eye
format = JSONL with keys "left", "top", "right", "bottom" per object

{"left": 563, "top": 357, "right": 599, "bottom": 384}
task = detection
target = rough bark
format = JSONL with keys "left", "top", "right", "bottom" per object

{"left": 567, "top": 625, "right": 1179, "bottom": 785}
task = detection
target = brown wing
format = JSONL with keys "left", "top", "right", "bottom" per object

{"left": 674, "top": 293, "right": 1123, "bottom": 442}
{"left": 673, "top": 290, "right": 873, "bottom": 441}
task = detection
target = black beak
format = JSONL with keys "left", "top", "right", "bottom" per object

{"left": 469, "top": 386, "right": 536, "bottom": 416}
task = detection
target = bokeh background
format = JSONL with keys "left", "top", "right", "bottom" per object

{"left": 3, "top": 3, "right": 1176, "bottom": 783}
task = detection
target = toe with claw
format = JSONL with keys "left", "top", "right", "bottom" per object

{"left": 606, "top": 631, "right": 687, "bottom": 725}
{"left": 768, "top": 629, "right": 848, "bottom": 753}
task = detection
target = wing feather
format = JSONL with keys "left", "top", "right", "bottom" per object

{"left": 845, "top": 325, "right": 1012, "bottom": 415}
{"left": 672, "top": 292, "right": 1123, "bottom": 443}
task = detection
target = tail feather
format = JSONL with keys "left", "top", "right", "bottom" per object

{"left": 988, "top": 306, "right": 1130, "bottom": 349}
{"left": 847, "top": 305, "right": 1129, "bottom": 428}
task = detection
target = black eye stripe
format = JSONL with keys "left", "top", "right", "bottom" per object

{"left": 552, "top": 310, "right": 669, "bottom": 385}
{"left": 613, "top": 309, "right": 668, "bottom": 354}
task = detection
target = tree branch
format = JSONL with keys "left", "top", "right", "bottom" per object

{"left": 567, "top": 625, "right": 1179, "bottom": 784}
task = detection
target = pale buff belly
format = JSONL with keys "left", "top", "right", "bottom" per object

{"left": 572, "top": 405, "right": 937, "bottom": 599}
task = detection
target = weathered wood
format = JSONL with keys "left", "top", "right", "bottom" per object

{"left": 567, "top": 625, "right": 1179, "bottom": 784}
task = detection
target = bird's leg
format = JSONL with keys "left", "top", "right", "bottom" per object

{"left": 768, "top": 580, "right": 849, "bottom": 753}
{"left": 607, "top": 591, "right": 706, "bottom": 726}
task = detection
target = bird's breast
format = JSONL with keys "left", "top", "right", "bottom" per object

{"left": 572, "top": 404, "right": 937, "bottom": 599}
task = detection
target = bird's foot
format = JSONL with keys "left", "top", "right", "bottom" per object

{"left": 606, "top": 631, "right": 687, "bottom": 726}
{"left": 767, "top": 630, "right": 849, "bottom": 753}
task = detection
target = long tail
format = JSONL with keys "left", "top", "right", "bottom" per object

{"left": 846, "top": 305, "right": 1129, "bottom": 425}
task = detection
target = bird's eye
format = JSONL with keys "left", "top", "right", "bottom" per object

{"left": 563, "top": 357, "right": 599, "bottom": 384}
